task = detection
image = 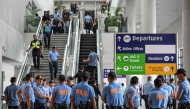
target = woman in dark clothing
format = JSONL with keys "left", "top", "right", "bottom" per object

{"left": 92, "top": 18, "right": 98, "bottom": 34}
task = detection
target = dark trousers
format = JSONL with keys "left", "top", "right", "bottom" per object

{"left": 143, "top": 95, "right": 149, "bottom": 109}
{"left": 53, "top": 19, "right": 58, "bottom": 33}
{"left": 34, "top": 106, "right": 47, "bottom": 109}
{"left": 85, "top": 22, "right": 91, "bottom": 34}
{"left": 44, "top": 32, "right": 51, "bottom": 47}
{"left": 85, "top": 65, "right": 96, "bottom": 80}
{"left": 32, "top": 50, "right": 40, "bottom": 68}
{"left": 21, "top": 106, "right": 34, "bottom": 109}
{"left": 93, "top": 28, "right": 97, "bottom": 34}
{"left": 8, "top": 106, "right": 19, "bottom": 109}
{"left": 172, "top": 99, "right": 176, "bottom": 109}
{"left": 49, "top": 61, "right": 58, "bottom": 80}
{"left": 55, "top": 107, "right": 69, "bottom": 109}
{"left": 73, "top": 7, "right": 76, "bottom": 14}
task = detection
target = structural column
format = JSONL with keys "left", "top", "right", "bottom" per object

{"left": 125, "top": 0, "right": 136, "bottom": 33}
{"left": 141, "top": 0, "right": 156, "bottom": 33}
{"left": 141, "top": 0, "right": 157, "bottom": 84}
{"left": 125, "top": 0, "right": 139, "bottom": 86}
{"left": 182, "top": 0, "right": 190, "bottom": 77}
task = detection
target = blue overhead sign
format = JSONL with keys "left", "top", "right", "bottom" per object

{"left": 115, "top": 33, "right": 177, "bottom": 75}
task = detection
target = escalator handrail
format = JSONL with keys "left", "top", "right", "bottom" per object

{"left": 72, "top": 19, "right": 80, "bottom": 77}
{"left": 62, "top": 20, "right": 73, "bottom": 75}
{"left": 16, "top": 17, "right": 43, "bottom": 85}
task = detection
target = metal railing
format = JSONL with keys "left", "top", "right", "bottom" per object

{"left": 97, "top": 12, "right": 104, "bottom": 109}
{"left": 16, "top": 17, "right": 43, "bottom": 85}
{"left": 71, "top": 19, "right": 80, "bottom": 77}
{"left": 61, "top": 20, "right": 73, "bottom": 75}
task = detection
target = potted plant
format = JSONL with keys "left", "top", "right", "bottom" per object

{"left": 25, "top": 5, "right": 41, "bottom": 32}
{"left": 105, "top": 7, "right": 122, "bottom": 32}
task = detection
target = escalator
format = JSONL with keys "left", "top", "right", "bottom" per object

{"left": 78, "top": 34, "right": 99, "bottom": 107}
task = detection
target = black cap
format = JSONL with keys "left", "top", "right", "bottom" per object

{"left": 174, "top": 68, "right": 186, "bottom": 75}
{"left": 59, "top": 74, "right": 66, "bottom": 81}
{"left": 49, "top": 80, "right": 55, "bottom": 84}
{"left": 108, "top": 72, "right": 116, "bottom": 78}
{"left": 82, "top": 71, "right": 90, "bottom": 78}
{"left": 67, "top": 76, "right": 74, "bottom": 81}
{"left": 154, "top": 78, "right": 163, "bottom": 85}
{"left": 36, "top": 75, "right": 43, "bottom": 80}
{"left": 26, "top": 73, "right": 33, "bottom": 79}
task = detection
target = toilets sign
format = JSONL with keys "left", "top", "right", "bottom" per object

{"left": 115, "top": 33, "right": 177, "bottom": 75}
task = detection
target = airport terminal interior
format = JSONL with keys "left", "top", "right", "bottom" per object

{"left": 0, "top": 0, "right": 190, "bottom": 109}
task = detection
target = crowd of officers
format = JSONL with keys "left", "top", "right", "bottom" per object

{"left": 4, "top": 68, "right": 190, "bottom": 109}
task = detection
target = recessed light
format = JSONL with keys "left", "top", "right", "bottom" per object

{"left": 137, "top": 26, "right": 139, "bottom": 28}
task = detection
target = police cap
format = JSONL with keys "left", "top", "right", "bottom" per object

{"left": 36, "top": 75, "right": 43, "bottom": 80}
{"left": 82, "top": 71, "right": 90, "bottom": 78}
{"left": 108, "top": 72, "right": 116, "bottom": 78}
{"left": 26, "top": 73, "right": 33, "bottom": 79}
{"left": 174, "top": 68, "right": 186, "bottom": 76}
{"left": 67, "top": 76, "right": 74, "bottom": 81}
{"left": 59, "top": 74, "right": 66, "bottom": 81}
{"left": 154, "top": 78, "right": 163, "bottom": 85}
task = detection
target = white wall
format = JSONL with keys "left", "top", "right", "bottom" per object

{"left": 161, "top": 16, "right": 182, "bottom": 48}
{"left": 0, "top": 0, "right": 31, "bottom": 62}
{"left": 34, "top": 0, "right": 54, "bottom": 16}
{"left": 2, "top": 63, "right": 15, "bottom": 90}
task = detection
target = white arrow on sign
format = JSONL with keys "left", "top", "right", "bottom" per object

{"left": 117, "top": 46, "right": 121, "bottom": 51}
{"left": 117, "top": 67, "right": 122, "bottom": 71}
{"left": 170, "top": 56, "right": 174, "bottom": 61}
{"left": 117, "top": 56, "right": 121, "bottom": 61}
{"left": 117, "top": 36, "right": 121, "bottom": 42}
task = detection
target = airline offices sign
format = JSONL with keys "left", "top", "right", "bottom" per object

{"left": 115, "top": 34, "right": 177, "bottom": 75}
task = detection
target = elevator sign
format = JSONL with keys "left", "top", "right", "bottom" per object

{"left": 115, "top": 34, "right": 177, "bottom": 75}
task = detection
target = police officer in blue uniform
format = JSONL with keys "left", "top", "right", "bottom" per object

{"left": 169, "top": 78, "right": 176, "bottom": 109}
{"left": 71, "top": 71, "right": 96, "bottom": 109}
{"left": 124, "top": 76, "right": 140, "bottom": 109}
{"left": 84, "top": 13, "right": 93, "bottom": 34}
{"left": 17, "top": 73, "right": 35, "bottom": 109}
{"left": 148, "top": 78, "right": 168, "bottom": 109}
{"left": 175, "top": 68, "right": 190, "bottom": 109}
{"left": 50, "top": 74, "right": 72, "bottom": 109}
{"left": 42, "top": 79, "right": 52, "bottom": 97}
{"left": 142, "top": 76, "right": 154, "bottom": 109}
{"left": 4, "top": 77, "right": 20, "bottom": 109}
{"left": 102, "top": 72, "right": 123, "bottom": 109}
{"left": 33, "top": 75, "right": 50, "bottom": 109}
{"left": 151, "top": 75, "right": 173, "bottom": 109}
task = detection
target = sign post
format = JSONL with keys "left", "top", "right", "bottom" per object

{"left": 115, "top": 34, "right": 177, "bottom": 75}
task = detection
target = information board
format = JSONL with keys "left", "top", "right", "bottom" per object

{"left": 115, "top": 34, "right": 177, "bottom": 75}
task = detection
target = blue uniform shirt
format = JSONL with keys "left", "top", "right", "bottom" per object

{"left": 162, "top": 85, "right": 172, "bottom": 96}
{"left": 48, "top": 51, "right": 59, "bottom": 61}
{"left": 19, "top": 82, "right": 35, "bottom": 102}
{"left": 4, "top": 84, "right": 20, "bottom": 106}
{"left": 148, "top": 88, "right": 168, "bottom": 108}
{"left": 88, "top": 52, "right": 99, "bottom": 66}
{"left": 178, "top": 79, "right": 190, "bottom": 103}
{"left": 34, "top": 85, "right": 47, "bottom": 104}
{"left": 44, "top": 24, "right": 52, "bottom": 32}
{"left": 71, "top": 82, "right": 95, "bottom": 105}
{"left": 121, "top": 86, "right": 126, "bottom": 95}
{"left": 168, "top": 84, "right": 176, "bottom": 91}
{"left": 31, "top": 78, "right": 36, "bottom": 87}
{"left": 84, "top": 15, "right": 92, "bottom": 23}
{"left": 143, "top": 82, "right": 154, "bottom": 95}
{"left": 102, "top": 82, "right": 124, "bottom": 107}
{"left": 53, "top": 84, "right": 72, "bottom": 104}
{"left": 42, "top": 85, "right": 52, "bottom": 96}
{"left": 52, "top": 12, "right": 60, "bottom": 19}
{"left": 125, "top": 85, "right": 140, "bottom": 108}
